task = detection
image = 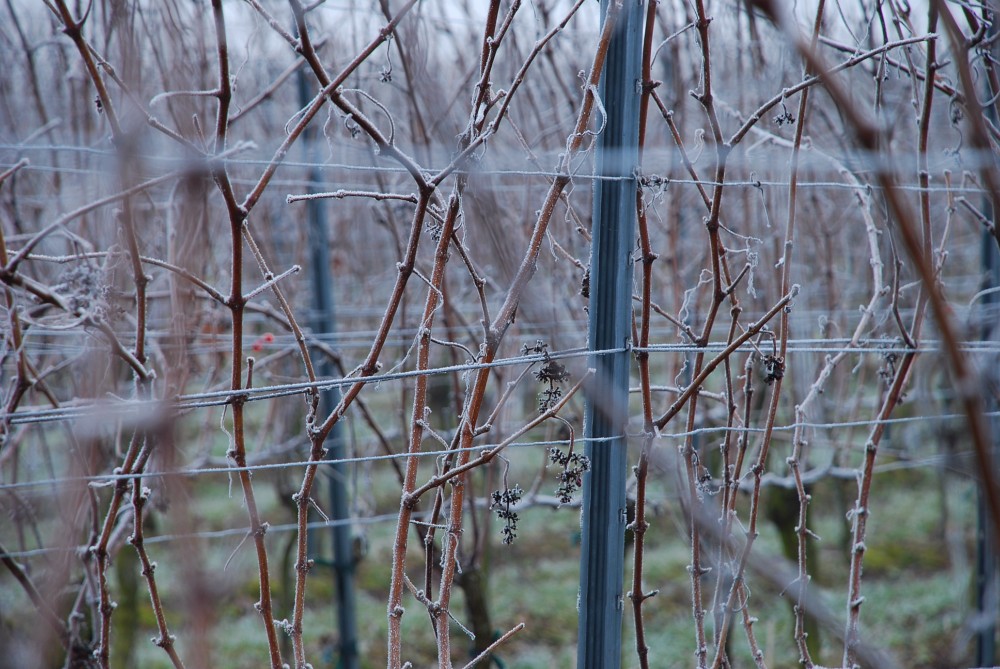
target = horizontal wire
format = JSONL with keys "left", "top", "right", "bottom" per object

{"left": 4, "top": 409, "right": 995, "bottom": 494}
{"left": 5, "top": 345, "right": 606, "bottom": 425}
{"left": 0, "top": 512, "right": 409, "bottom": 561}
{"left": 4, "top": 409, "right": 994, "bottom": 559}
{"left": 11, "top": 336, "right": 1000, "bottom": 360}
{"left": 634, "top": 339, "right": 1000, "bottom": 355}
{"left": 5, "top": 141, "right": 999, "bottom": 172}
{"left": 6, "top": 335, "right": 999, "bottom": 426}
{"left": 0, "top": 437, "right": 609, "bottom": 493}
{"left": 1, "top": 142, "right": 996, "bottom": 193}
{"left": 8, "top": 327, "right": 998, "bottom": 360}
{"left": 659, "top": 410, "right": 1000, "bottom": 440}
{"left": 2, "top": 158, "right": 993, "bottom": 196}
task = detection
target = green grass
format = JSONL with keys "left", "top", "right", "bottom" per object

{"left": 2, "top": 436, "right": 991, "bottom": 669}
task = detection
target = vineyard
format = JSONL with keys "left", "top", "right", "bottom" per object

{"left": 1, "top": 1, "right": 999, "bottom": 668}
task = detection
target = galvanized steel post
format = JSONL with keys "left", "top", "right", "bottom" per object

{"left": 577, "top": 1, "right": 644, "bottom": 667}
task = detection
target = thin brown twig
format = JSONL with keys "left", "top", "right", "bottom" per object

{"left": 208, "top": 2, "right": 282, "bottom": 665}
{"left": 766, "top": 9, "right": 1000, "bottom": 665}
{"left": 242, "top": 0, "right": 426, "bottom": 213}
{"left": 630, "top": 2, "right": 665, "bottom": 666}
{"left": 128, "top": 477, "right": 186, "bottom": 669}
{"left": 459, "top": 623, "right": 526, "bottom": 669}
{"left": 431, "top": 6, "right": 623, "bottom": 664}
{"left": 385, "top": 179, "right": 459, "bottom": 669}
{"left": 762, "top": 4, "right": 826, "bottom": 665}
{"left": 653, "top": 287, "right": 798, "bottom": 431}
{"left": 933, "top": 0, "right": 1000, "bottom": 252}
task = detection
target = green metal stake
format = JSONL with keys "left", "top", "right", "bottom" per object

{"left": 976, "top": 15, "right": 999, "bottom": 667}
{"left": 577, "top": 2, "right": 644, "bottom": 667}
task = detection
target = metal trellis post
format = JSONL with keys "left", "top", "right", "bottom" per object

{"left": 297, "top": 66, "right": 359, "bottom": 669}
{"left": 976, "top": 15, "right": 1000, "bottom": 666}
{"left": 577, "top": 1, "right": 644, "bottom": 667}
{"left": 976, "top": 203, "right": 999, "bottom": 668}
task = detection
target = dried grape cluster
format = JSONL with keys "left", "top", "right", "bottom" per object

{"left": 522, "top": 340, "right": 571, "bottom": 413}
{"left": 549, "top": 447, "right": 590, "bottom": 505}
{"left": 489, "top": 485, "right": 524, "bottom": 545}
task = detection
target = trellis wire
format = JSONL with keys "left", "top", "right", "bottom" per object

{"left": 5, "top": 337, "right": 997, "bottom": 426}
{"left": 3, "top": 411, "right": 995, "bottom": 495}
{"left": 3, "top": 420, "right": 992, "bottom": 563}
{"left": 4, "top": 157, "right": 997, "bottom": 196}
